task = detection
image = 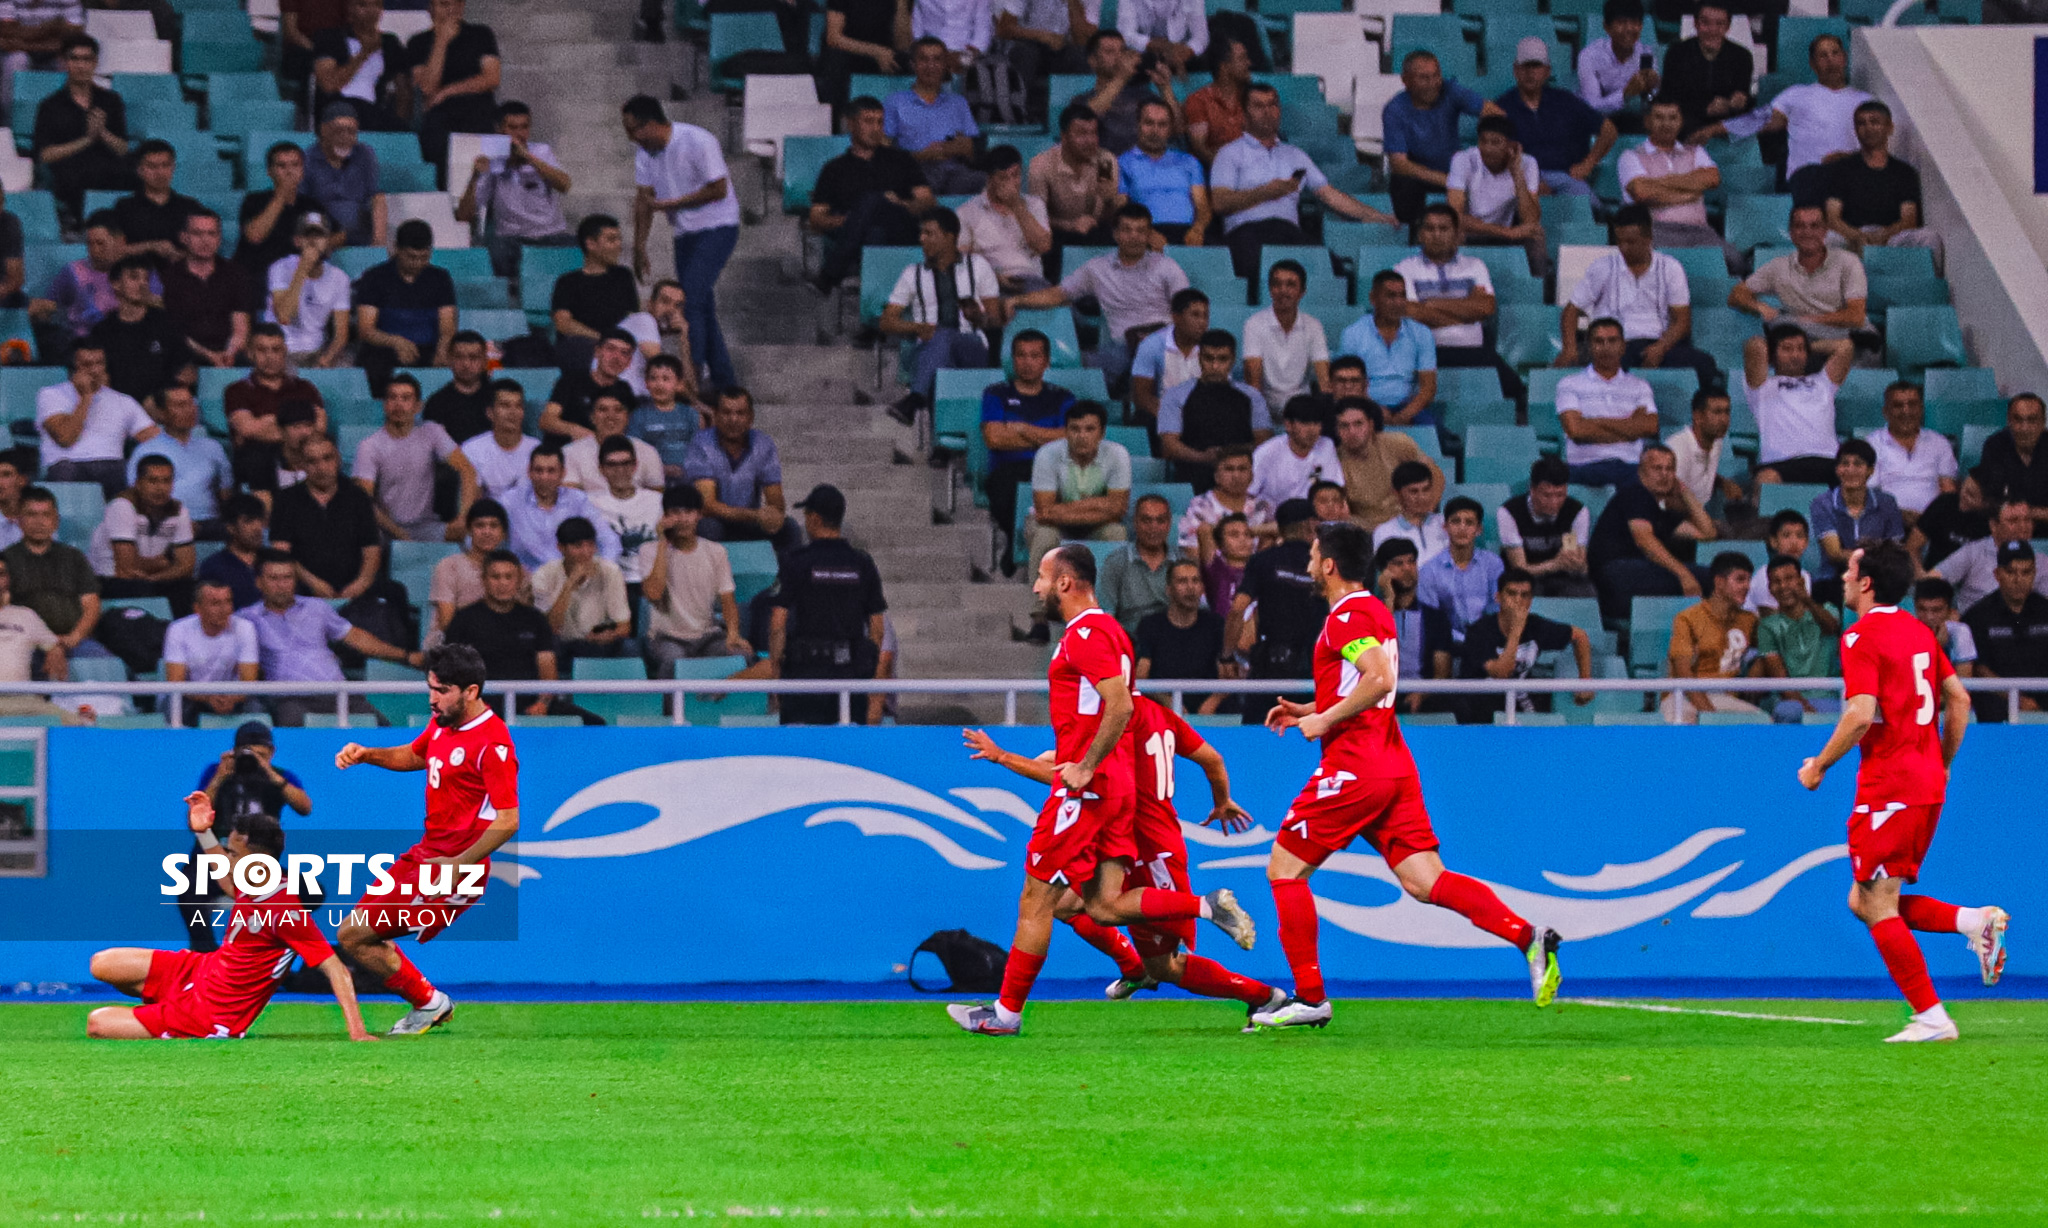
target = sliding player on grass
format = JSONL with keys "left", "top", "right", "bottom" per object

{"left": 334, "top": 643, "right": 520, "bottom": 1037}
{"left": 965, "top": 691, "right": 1284, "bottom": 1025}
{"left": 1254, "top": 522, "right": 1562, "bottom": 1029}
{"left": 948, "top": 544, "right": 1255, "bottom": 1036}
{"left": 87, "top": 794, "right": 373, "bottom": 1040}
{"left": 1797, "top": 540, "right": 2010, "bottom": 1043}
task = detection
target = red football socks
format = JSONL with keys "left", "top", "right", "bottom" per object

{"left": 1870, "top": 916, "right": 1941, "bottom": 1012}
{"left": 1137, "top": 889, "right": 1203, "bottom": 922}
{"left": 384, "top": 953, "right": 437, "bottom": 1009}
{"left": 1898, "top": 895, "right": 1961, "bottom": 935}
{"left": 1065, "top": 915, "right": 1145, "bottom": 979}
{"left": 1271, "top": 877, "right": 1325, "bottom": 1006}
{"left": 996, "top": 945, "right": 1046, "bottom": 1015}
{"left": 1177, "top": 955, "right": 1274, "bottom": 1005}
{"left": 1428, "top": 871, "right": 1534, "bottom": 951}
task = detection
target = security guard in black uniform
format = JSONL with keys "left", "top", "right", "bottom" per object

{"left": 771, "top": 484, "right": 890, "bottom": 725}
{"left": 1231, "top": 498, "right": 1328, "bottom": 724}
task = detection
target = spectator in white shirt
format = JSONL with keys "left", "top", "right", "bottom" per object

{"left": 263, "top": 213, "right": 352, "bottom": 368}
{"left": 1446, "top": 117, "right": 1545, "bottom": 276}
{"left": 1251, "top": 394, "right": 1339, "bottom": 507}
{"left": 1242, "top": 260, "right": 1330, "bottom": 412}
{"left": 1744, "top": 323, "right": 1853, "bottom": 487}
{"left": 1665, "top": 386, "right": 1745, "bottom": 509}
{"left": 1207, "top": 83, "right": 1396, "bottom": 278}
{"left": 531, "top": 515, "right": 631, "bottom": 659}
{"left": 1371, "top": 460, "right": 1448, "bottom": 562}
{"left": 163, "top": 578, "right": 261, "bottom": 722}
{"left": 623, "top": 95, "right": 741, "bottom": 389}
{"left": 1130, "top": 286, "right": 1208, "bottom": 426}
{"left": 1576, "top": 0, "right": 1659, "bottom": 131}
{"left": 1116, "top": 0, "right": 1204, "bottom": 72}
{"left": 601, "top": 280, "right": 688, "bottom": 399}
{"left": 583, "top": 434, "right": 666, "bottom": 595}
{"left": 563, "top": 391, "right": 663, "bottom": 493}
{"left": 1619, "top": 98, "right": 1742, "bottom": 273}
{"left": 461, "top": 379, "right": 541, "bottom": 500}
{"left": 640, "top": 483, "right": 750, "bottom": 675}
{"left": 1866, "top": 380, "right": 1956, "bottom": 520}
{"left": 956, "top": 145, "right": 1054, "bottom": 292}
{"left": 1749, "top": 35, "right": 1870, "bottom": 204}
{"left": 912, "top": 0, "right": 993, "bottom": 67}
{"left": 89, "top": 454, "right": 195, "bottom": 611}
{"left": 1556, "top": 317, "right": 1658, "bottom": 487}
{"left": 879, "top": 207, "right": 1001, "bottom": 414}
{"left": 1558, "top": 204, "right": 1718, "bottom": 390}
{"left": 1396, "top": 205, "right": 1522, "bottom": 402}
{"left": 36, "top": 341, "right": 158, "bottom": 497}
{"left": 993, "top": 0, "right": 1095, "bottom": 80}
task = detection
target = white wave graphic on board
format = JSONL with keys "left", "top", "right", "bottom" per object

{"left": 1691, "top": 844, "right": 1849, "bottom": 917}
{"left": 1543, "top": 827, "right": 1746, "bottom": 891}
{"left": 505, "top": 757, "right": 1018, "bottom": 877}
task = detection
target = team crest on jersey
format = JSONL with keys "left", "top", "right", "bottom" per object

{"left": 450, "top": 748, "right": 466, "bottom": 766}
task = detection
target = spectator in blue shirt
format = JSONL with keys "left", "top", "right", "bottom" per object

{"left": 1416, "top": 496, "right": 1505, "bottom": 644}
{"left": 1810, "top": 437, "right": 1906, "bottom": 602}
{"left": 981, "top": 329, "right": 1077, "bottom": 575}
{"left": 505, "top": 444, "right": 621, "bottom": 569}
{"left": 1116, "top": 98, "right": 1210, "bottom": 245}
{"left": 1340, "top": 270, "right": 1439, "bottom": 427}
{"left": 884, "top": 38, "right": 987, "bottom": 195}
{"left": 1493, "top": 37, "right": 1617, "bottom": 202}
{"left": 128, "top": 385, "right": 233, "bottom": 536}
{"left": 242, "top": 549, "right": 419, "bottom": 726}
{"left": 1208, "top": 82, "right": 1396, "bottom": 277}
{"left": 1383, "top": 48, "right": 1495, "bottom": 224}
{"left": 684, "top": 385, "right": 798, "bottom": 551}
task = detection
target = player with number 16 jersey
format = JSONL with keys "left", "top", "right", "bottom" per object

{"left": 1253, "top": 522, "right": 1561, "bottom": 1030}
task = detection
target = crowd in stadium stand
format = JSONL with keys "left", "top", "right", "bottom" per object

{"left": 0, "top": 0, "right": 2037, "bottom": 726}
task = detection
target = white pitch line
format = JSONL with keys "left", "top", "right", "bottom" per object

{"left": 1567, "top": 998, "right": 1868, "bottom": 1025}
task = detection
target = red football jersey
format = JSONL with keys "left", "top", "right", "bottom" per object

{"left": 1048, "top": 607, "right": 1136, "bottom": 790}
{"left": 194, "top": 890, "right": 335, "bottom": 1037}
{"left": 407, "top": 710, "right": 521, "bottom": 861}
{"left": 1311, "top": 589, "right": 1417, "bottom": 778}
{"left": 1841, "top": 605, "right": 1954, "bottom": 805}
{"left": 1129, "top": 693, "right": 1206, "bottom": 828}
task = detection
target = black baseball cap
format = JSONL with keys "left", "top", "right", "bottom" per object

{"left": 1997, "top": 540, "right": 2035, "bottom": 569}
{"left": 233, "top": 720, "right": 273, "bottom": 749}
{"left": 1275, "top": 497, "right": 1315, "bottom": 528}
{"left": 795, "top": 484, "right": 847, "bottom": 523}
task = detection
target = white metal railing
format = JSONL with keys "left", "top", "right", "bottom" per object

{"left": 9, "top": 677, "right": 2048, "bottom": 726}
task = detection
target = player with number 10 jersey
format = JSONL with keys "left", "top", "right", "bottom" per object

{"left": 1253, "top": 522, "right": 1562, "bottom": 1030}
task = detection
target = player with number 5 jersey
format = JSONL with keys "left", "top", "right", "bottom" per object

{"left": 949, "top": 545, "right": 1256, "bottom": 1037}
{"left": 1798, "top": 541, "right": 2010, "bottom": 1043}
{"left": 333, "top": 643, "right": 522, "bottom": 1037}
{"left": 1252, "top": 522, "right": 1562, "bottom": 1030}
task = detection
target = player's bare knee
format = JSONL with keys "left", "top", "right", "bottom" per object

{"left": 88, "top": 951, "right": 117, "bottom": 984}
{"left": 85, "top": 1008, "right": 124, "bottom": 1038}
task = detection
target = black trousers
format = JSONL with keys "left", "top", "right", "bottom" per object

{"left": 818, "top": 191, "right": 921, "bottom": 289}
{"left": 1224, "top": 218, "right": 1307, "bottom": 279}
{"left": 1388, "top": 175, "right": 1432, "bottom": 226}
{"left": 1624, "top": 336, "right": 1720, "bottom": 394}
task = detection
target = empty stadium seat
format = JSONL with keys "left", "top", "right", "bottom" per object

{"left": 1885, "top": 306, "right": 1967, "bottom": 374}
{"left": 1757, "top": 482, "right": 1829, "bottom": 520}
{"left": 1628, "top": 595, "right": 1695, "bottom": 676}
{"left": 519, "top": 245, "right": 584, "bottom": 326}
{"left": 1836, "top": 368, "right": 1900, "bottom": 437}
{"left": 574, "top": 657, "right": 664, "bottom": 723}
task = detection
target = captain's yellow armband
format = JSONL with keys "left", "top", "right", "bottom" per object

{"left": 1338, "top": 637, "right": 1383, "bottom": 664}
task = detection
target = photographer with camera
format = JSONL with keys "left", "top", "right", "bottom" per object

{"left": 179, "top": 721, "right": 314, "bottom": 949}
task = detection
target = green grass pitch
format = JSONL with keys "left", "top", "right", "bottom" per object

{"left": 3, "top": 997, "right": 2045, "bottom": 1224}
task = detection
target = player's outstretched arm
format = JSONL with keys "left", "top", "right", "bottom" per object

{"left": 314, "top": 954, "right": 377, "bottom": 1041}
{"left": 334, "top": 743, "right": 428, "bottom": 772}
{"left": 433, "top": 807, "right": 520, "bottom": 867}
{"left": 963, "top": 728, "right": 1056, "bottom": 785}
{"left": 1797, "top": 694, "right": 1877, "bottom": 790}
{"left": 1188, "top": 743, "right": 1252, "bottom": 832}
{"left": 1939, "top": 674, "right": 1970, "bottom": 770}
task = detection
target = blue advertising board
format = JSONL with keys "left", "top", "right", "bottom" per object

{"left": 2, "top": 726, "right": 2041, "bottom": 988}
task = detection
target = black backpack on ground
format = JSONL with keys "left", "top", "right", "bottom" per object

{"left": 907, "top": 929, "right": 1007, "bottom": 993}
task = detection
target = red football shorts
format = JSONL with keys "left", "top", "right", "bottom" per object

{"left": 1026, "top": 775, "right": 1136, "bottom": 888}
{"left": 1275, "top": 762, "right": 1440, "bottom": 870}
{"left": 348, "top": 853, "right": 485, "bottom": 943}
{"left": 133, "top": 947, "right": 229, "bottom": 1040}
{"left": 1847, "top": 801, "right": 1942, "bottom": 884}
